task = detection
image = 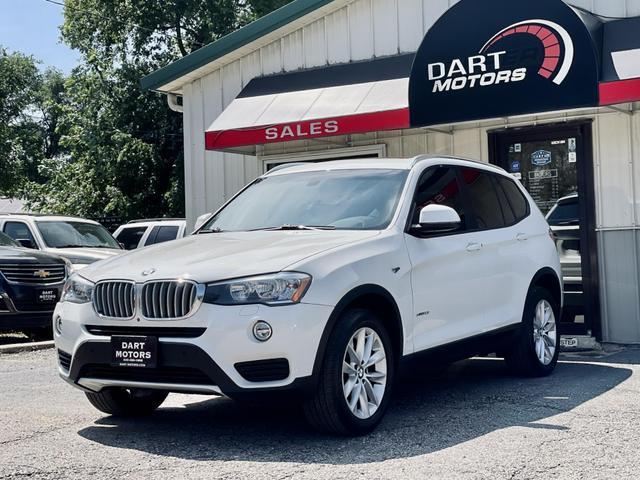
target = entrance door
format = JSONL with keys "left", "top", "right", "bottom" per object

{"left": 489, "top": 122, "right": 600, "bottom": 338}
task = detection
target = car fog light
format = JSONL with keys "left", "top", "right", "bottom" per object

{"left": 54, "top": 316, "right": 63, "bottom": 335}
{"left": 253, "top": 321, "right": 272, "bottom": 342}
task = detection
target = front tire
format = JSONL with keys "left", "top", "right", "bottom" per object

{"left": 303, "top": 309, "right": 395, "bottom": 436}
{"left": 504, "top": 286, "right": 560, "bottom": 377}
{"left": 85, "top": 388, "right": 168, "bottom": 416}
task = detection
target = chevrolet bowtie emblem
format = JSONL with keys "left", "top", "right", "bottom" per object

{"left": 34, "top": 269, "right": 51, "bottom": 279}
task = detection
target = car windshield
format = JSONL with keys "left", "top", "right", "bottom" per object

{"left": 0, "top": 231, "right": 19, "bottom": 247}
{"left": 202, "top": 169, "right": 409, "bottom": 232}
{"left": 547, "top": 198, "right": 579, "bottom": 226}
{"left": 36, "top": 221, "right": 121, "bottom": 249}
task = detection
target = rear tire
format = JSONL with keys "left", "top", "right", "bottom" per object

{"left": 85, "top": 388, "right": 168, "bottom": 416}
{"left": 303, "top": 308, "right": 395, "bottom": 436}
{"left": 504, "top": 287, "right": 560, "bottom": 377}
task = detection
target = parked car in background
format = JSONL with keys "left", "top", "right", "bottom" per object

{"left": 0, "top": 232, "right": 68, "bottom": 340}
{"left": 113, "top": 219, "right": 187, "bottom": 250}
{"left": 0, "top": 214, "right": 123, "bottom": 270}
{"left": 546, "top": 193, "right": 582, "bottom": 322}
{"left": 55, "top": 156, "right": 562, "bottom": 435}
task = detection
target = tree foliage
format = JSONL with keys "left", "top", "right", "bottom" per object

{"left": 3, "top": 1, "right": 292, "bottom": 221}
{"left": 0, "top": 49, "right": 65, "bottom": 196}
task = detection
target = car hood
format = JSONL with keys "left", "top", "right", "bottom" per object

{"left": 79, "top": 230, "right": 379, "bottom": 283}
{"left": 0, "top": 246, "right": 66, "bottom": 264}
{"left": 46, "top": 247, "right": 123, "bottom": 265}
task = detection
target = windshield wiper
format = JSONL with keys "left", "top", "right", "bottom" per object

{"left": 197, "top": 227, "right": 225, "bottom": 234}
{"left": 53, "top": 244, "right": 86, "bottom": 248}
{"left": 250, "top": 224, "right": 336, "bottom": 231}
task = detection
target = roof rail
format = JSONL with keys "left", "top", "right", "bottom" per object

{"left": 126, "top": 218, "right": 186, "bottom": 224}
{"left": 410, "top": 154, "right": 506, "bottom": 172}
{"left": 264, "top": 162, "right": 309, "bottom": 175}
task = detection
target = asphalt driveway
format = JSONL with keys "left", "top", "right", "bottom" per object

{"left": 1, "top": 348, "right": 638, "bottom": 479}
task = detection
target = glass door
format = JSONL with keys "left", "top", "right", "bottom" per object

{"left": 489, "top": 122, "right": 600, "bottom": 338}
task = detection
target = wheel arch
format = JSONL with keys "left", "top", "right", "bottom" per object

{"left": 529, "top": 267, "right": 563, "bottom": 310}
{"left": 311, "top": 284, "right": 404, "bottom": 377}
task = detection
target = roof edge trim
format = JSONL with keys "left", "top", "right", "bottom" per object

{"left": 140, "top": 0, "right": 335, "bottom": 92}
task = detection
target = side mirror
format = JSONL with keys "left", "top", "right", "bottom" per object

{"left": 412, "top": 204, "right": 461, "bottom": 234}
{"left": 16, "top": 238, "right": 36, "bottom": 249}
{"left": 193, "top": 213, "right": 211, "bottom": 232}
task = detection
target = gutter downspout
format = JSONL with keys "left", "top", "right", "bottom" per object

{"left": 167, "top": 93, "right": 183, "bottom": 113}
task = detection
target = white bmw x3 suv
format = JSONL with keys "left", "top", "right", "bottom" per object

{"left": 54, "top": 156, "right": 562, "bottom": 435}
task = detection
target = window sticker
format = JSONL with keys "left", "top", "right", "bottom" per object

{"left": 528, "top": 169, "right": 558, "bottom": 180}
{"left": 531, "top": 150, "right": 552, "bottom": 166}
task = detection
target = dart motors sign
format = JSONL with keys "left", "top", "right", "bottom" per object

{"left": 409, "top": 0, "right": 600, "bottom": 127}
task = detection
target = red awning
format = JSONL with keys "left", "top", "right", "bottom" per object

{"left": 205, "top": 78, "right": 410, "bottom": 153}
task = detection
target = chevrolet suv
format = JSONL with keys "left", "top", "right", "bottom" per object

{"left": 54, "top": 157, "right": 562, "bottom": 435}
{"left": 0, "top": 232, "right": 68, "bottom": 339}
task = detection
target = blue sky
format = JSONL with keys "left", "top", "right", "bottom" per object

{"left": 0, "top": 0, "right": 79, "bottom": 73}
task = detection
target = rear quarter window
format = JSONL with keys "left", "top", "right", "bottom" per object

{"left": 497, "top": 176, "right": 529, "bottom": 222}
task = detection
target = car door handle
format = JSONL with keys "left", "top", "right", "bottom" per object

{"left": 466, "top": 242, "right": 482, "bottom": 252}
{"left": 516, "top": 233, "right": 529, "bottom": 242}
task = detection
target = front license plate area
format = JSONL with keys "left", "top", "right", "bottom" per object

{"left": 37, "top": 289, "right": 58, "bottom": 304}
{"left": 111, "top": 335, "right": 158, "bottom": 368}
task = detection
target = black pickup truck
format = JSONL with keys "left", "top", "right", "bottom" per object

{"left": 0, "top": 232, "right": 67, "bottom": 339}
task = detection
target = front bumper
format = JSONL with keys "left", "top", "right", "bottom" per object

{"left": 0, "top": 293, "right": 54, "bottom": 331}
{"left": 53, "top": 300, "right": 333, "bottom": 397}
{"left": 0, "top": 311, "right": 53, "bottom": 330}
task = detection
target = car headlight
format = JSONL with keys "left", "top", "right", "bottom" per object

{"left": 61, "top": 274, "right": 95, "bottom": 304}
{"left": 204, "top": 272, "right": 311, "bottom": 306}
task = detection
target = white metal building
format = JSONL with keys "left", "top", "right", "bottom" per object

{"left": 142, "top": 0, "right": 640, "bottom": 344}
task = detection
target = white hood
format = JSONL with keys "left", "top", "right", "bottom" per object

{"left": 79, "top": 230, "right": 379, "bottom": 283}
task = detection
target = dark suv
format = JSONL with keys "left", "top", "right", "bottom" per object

{"left": 0, "top": 232, "right": 67, "bottom": 339}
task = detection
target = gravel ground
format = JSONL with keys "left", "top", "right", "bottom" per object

{"left": 0, "top": 348, "right": 639, "bottom": 479}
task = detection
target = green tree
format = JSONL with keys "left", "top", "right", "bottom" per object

{"left": 25, "top": 1, "right": 292, "bottom": 220}
{"left": 0, "top": 48, "right": 66, "bottom": 197}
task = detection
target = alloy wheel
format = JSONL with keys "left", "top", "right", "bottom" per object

{"left": 533, "top": 299, "right": 557, "bottom": 365}
{"left": 342, "top": 327, "right": 387, "bottom": 419}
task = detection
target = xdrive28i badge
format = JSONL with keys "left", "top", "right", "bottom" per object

{"left": 408, "top": 0, "right": 599, "bottom": 127}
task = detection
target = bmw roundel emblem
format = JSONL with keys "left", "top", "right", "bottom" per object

{"left": 142, "top": 268, "right": 156, "bottom": 276}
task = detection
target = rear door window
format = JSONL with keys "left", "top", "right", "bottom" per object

{"left": 459, "top": 168, "right": 506, "bottom": 230}
{"left": 115, "top": 226, "right": 147, "bottom": 250}
{"left": 145, "top": 226, "right": 180, "bottom": 246}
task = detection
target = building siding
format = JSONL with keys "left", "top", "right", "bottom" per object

{"left": 181, "top": 0, "right": 640, "bottom": 343}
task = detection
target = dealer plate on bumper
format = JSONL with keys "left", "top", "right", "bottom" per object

{"left": 111, "top": 335, "right": 158, "bottom": 368}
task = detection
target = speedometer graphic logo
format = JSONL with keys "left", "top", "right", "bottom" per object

{"left": 480, "top": 19, "right": 575, "bottom": 85}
